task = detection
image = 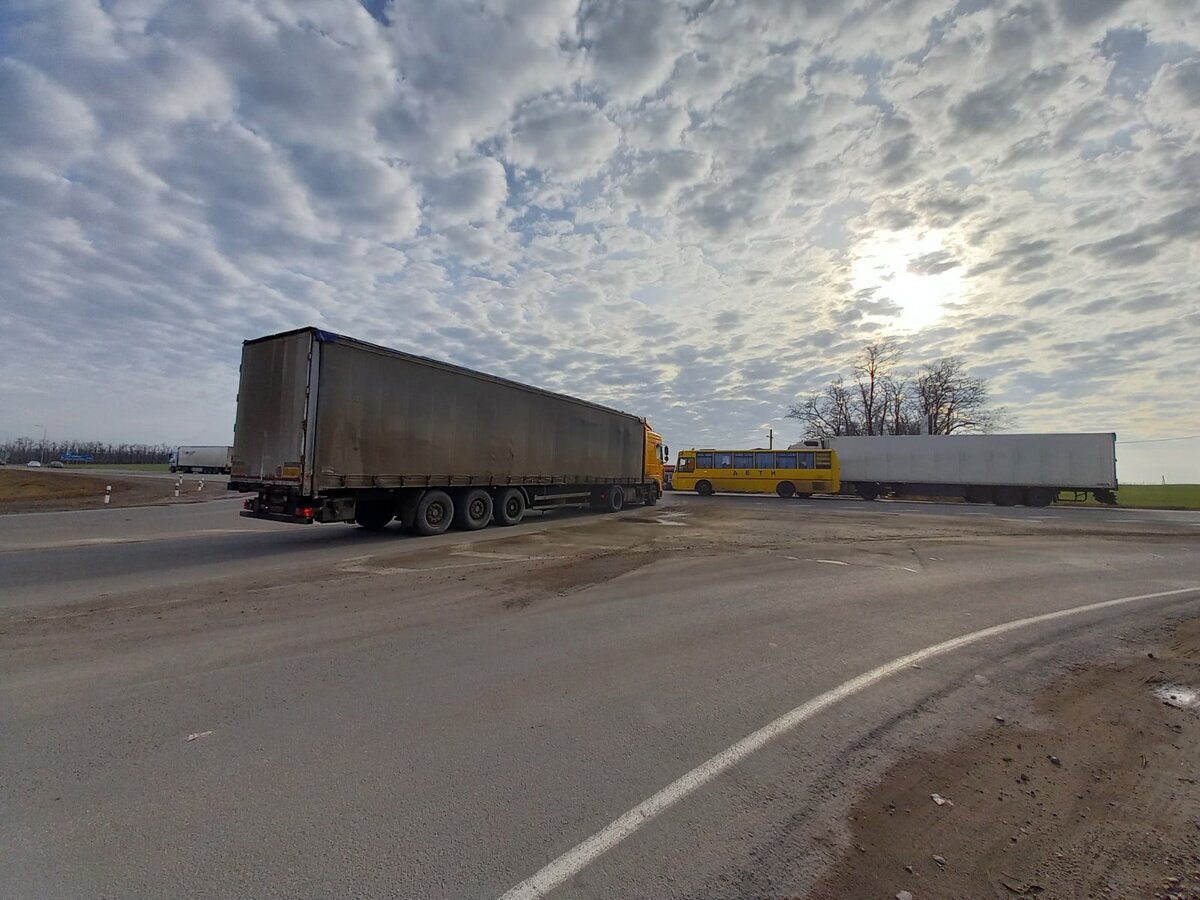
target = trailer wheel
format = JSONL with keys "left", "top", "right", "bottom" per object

{"left": 964, "top": 486, "right": 992, "bottom": 504}
{"left": 603, "top": 485, "right": 625, "bottom": 512}
{"left": 494, "top": 488, "right": 525, "bottom": 527}
{"left": 994, "top": 486, "right": 1023, "bottom": 507}
{"left": 1025, "top": 487, "right": 1056, "bottom": 507}
{"left": 696, "top": 480, "right": 713, "bottom": 497}
{"left": 776, "top": 481, "right": 795, "bottom": 498}
{"left": 856, "top": 484, "right": 880, "bottom": 501}
{"left": 415, "top": 490, "right": 454, "bottom": 536}
{"left": 453, "top": 488, "right": 493, "bottom": 531}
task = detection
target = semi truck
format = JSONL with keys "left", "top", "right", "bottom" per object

{"left": 228, "top": 328, "right": 667, "bottom": 534}
{"left": 169, "top": 445, "right": 233, "bottom": 474}
{"left": 790, "top": 433, "right": 1117, "bottom": 506}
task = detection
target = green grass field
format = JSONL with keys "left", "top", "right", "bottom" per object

{"left": 1096, "top": 484, "right": 1200, "bottom": 510}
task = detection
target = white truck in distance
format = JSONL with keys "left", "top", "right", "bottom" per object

{"left": 169, "top": 445, "right": 233, "bottom": 475}
{"left": 790, "top": 433, "right": 1118, "bottom": 507}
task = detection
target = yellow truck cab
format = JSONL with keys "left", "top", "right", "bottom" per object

{"left": 644, "top": 425, "right": 667, "bottom": 504}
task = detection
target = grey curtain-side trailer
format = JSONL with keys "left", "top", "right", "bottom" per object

{"left": 228, "top": 328, "right": 667, "bottom": 534}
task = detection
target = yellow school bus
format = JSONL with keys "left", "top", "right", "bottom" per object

{"left": 671, "top": 448, "right": 840, "bottom": 498}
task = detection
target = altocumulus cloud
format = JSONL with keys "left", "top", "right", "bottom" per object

{"left": 0, "top": 0, "right": 1198, "bottom": 479}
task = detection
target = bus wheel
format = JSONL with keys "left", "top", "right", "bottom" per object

{"left": 696, "top": 480, "right": 713, "bottom": 497}
{"left": 453, "top": 488, "right": 493, "bottom": 530}
{"left": 494, "top": 488, "right": 526, "bottom": 526}
{"left": 415, "top": 490, "right": 454, "bottom": 536}
{"left": 776, "top": 482, "right": 795, "bottom": 498}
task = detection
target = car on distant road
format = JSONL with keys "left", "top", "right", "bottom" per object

{"left": 49, "top": 460, "right": 65, "bottom": 468}
{"left": 26, "top": 460, "right": 42, "bottom": 467}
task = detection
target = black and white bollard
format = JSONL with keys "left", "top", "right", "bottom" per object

{"left": 175, "top": 478, "right": 181, "bottom": 498}
{"left": 198, "top": 478, "right": 204, "bottom": 492}
{"left": 104, "top": 485, "right": 112, "bottom": 505}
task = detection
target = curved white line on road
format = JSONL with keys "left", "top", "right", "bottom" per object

{"left": 499, "top": 585, "right": 1200, "bottom": 900}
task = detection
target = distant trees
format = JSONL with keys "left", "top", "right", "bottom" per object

{"left": 0, "top": 438, "right": 171, "bottom": 465}
{"left": 786, "top": 340, "right": 1011, "bottom": 438}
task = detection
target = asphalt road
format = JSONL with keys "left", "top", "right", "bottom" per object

{"left": 2, "top": 494, "right": 1198, "bottom": 899}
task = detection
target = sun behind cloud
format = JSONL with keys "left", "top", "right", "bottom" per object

{"left": 851, "top": 229, "right": 967, "bottom": 333}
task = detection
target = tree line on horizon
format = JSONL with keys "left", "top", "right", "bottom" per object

{"left": 787, "top": 340, "right": 1012, "bottom": 438}
{"left": 0, "top": 438, "right": 171, "bottom": 465}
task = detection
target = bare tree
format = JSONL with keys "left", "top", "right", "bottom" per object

{"left": 786, "top": 377, "right": 862, "bottom": 437}
{"left": 788, "top": 348, "right": 1010, "bottom": 439}
{"left": 852, "top": 340, "right": 904, "bottom": 436}
{"left": 916, "top": 357, "right": 1011, "bottom": 434}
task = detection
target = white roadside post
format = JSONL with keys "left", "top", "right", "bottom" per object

{"left": 175, "top": 477, "right": 181, "bottom": 498}
{"left": 104, "top": 485, "right": 112, "bottom": 506}
{"left": 198, "top": 478, "right": 204, "bottom": 492}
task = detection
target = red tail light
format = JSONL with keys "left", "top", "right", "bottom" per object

{"left": 301, "top": 507, "right": 316, "bottom": 519}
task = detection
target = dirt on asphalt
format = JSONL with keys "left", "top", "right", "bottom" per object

{"left": 0, "top": 469, "right": 220, "bottom": 513}
{"left": 806, "top": 618, "right": 1200, "bottom": 900}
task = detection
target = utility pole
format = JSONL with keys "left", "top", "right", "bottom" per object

{"left": 768, "top": 428, "right": 774, "bottom": 449}
{"left": 34, "top": 424, "right": 46, "bottom": 463}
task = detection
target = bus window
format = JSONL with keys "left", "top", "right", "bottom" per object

{"left": 733, "top": 452, "right": 754, "bottom": 468}
{"left": 798, "top": 452, "right": 815, "bottom": 469}
{"left": 696, "top": 452, "right": 714, "bottom": 469}
{"left": 816, "top": 451, "right": 832, "bottom": 469}
{"left": 755, "top": 452, "right": 774, "bottom": 469}
{"left": 676, "top": 456, "right": 695, "bottom": 473}
{"left": 715, "top": 452, "right": 733, "bottom": 469}
{"left": 776, "top": 452, "right": 798, "bottom": 469}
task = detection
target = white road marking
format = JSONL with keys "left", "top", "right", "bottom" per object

{"left": 337, "top": 552, "right": 568, "bottom": 576}
{"left": 498, "top": 584, "right": 1200, "bottom": 900}
{"left": 3, "top": 528, "right": 261, "bottom": 551}
{"left": 452, "top": 550, "right": 543, "bottom": 560}
{"left": 813, "top": 559, "right": 849, "bottom": 566}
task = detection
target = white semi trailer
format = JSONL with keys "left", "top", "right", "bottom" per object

{"left": 790, "top": 433, "right": 1118, "bottom": 506}
{"left": 170, "top": 445, "right": 233, "bottom": 475}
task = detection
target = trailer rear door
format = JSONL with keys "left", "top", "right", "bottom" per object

{"left": 231, "top": 330, "right": 316, "bottom": 493}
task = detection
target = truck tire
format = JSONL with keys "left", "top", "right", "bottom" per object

{"left": 494, "top": 487, "right": 525, "bottom": 527}
{"left": 994, "top": 486, "right": 1023, "bottom": 507}
{"left": 605, "top": 485, "right": 625, "bottom": 512}
{"left": 776, "top": 481, "right": 795, "bottom": 498}
{"left": 453, "top": 488, "right": 493, "bottom": 531}
{"left": 696, "top": 480, "right": 713, "bottom": 497}
{"left": 857, "top": 484, "right": 880, "bottom": 501}
{"left": 964, "top": 485, "right": 992, "bottom": 504}
{"left": 644, "top": 484, "right": 658, "bottom": 507}
{"left": 355, "top": 500, "right": 394, "bottom": 530}
{"left": 1024, "top": 487, "right": 1056, "bottom": 507}
{"left": 415, "top": 490, "right": 454, "bottom": 536}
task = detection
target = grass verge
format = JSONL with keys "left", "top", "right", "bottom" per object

{"left": 1101, "top": 484, "right": 1200, "bottom": 510}
{"left": 0, "top": 469, "right": 115, "bottom": 504}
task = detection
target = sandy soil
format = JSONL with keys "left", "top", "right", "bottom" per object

{"left": 806, "top": 619, "right": 1200, "bottom": 900}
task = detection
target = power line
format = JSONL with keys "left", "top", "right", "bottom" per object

{"left": 1116, "top": 434, "right": 1200, "bottom": 444}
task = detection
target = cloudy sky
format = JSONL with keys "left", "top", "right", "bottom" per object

{"left": 2, "top": 0, "right": 1198, "bottom": 481}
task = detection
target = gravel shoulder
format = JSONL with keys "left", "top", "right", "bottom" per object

{"left": 806, "top": 618, "right": 1200, "bottom": 900}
